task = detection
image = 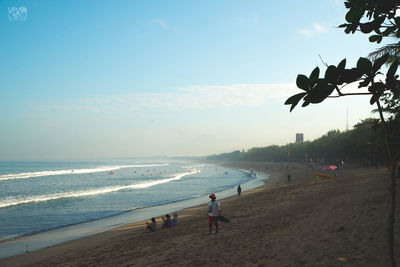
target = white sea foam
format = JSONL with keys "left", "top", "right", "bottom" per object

{"left": 0, "top": 169, "right": 199, "bottom": 209}
{"left": 183, "top": 164, "right": 205, "bottom": 169}
{"left": 0, "top": 163, "right": 169, "bottom": 181}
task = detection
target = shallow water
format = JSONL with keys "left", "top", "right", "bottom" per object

{"left": 0, "top": 164, "right": 268, "bottom": 260}
{"left": 0, "top": 160, "right": 253, "bottom": 242}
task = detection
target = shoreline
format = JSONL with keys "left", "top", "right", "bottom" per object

{"left": 0, "top": 165, "right": 267, "bottom": 260}
{"left": 1, "top": 161, "right": 397, "bottom": 266}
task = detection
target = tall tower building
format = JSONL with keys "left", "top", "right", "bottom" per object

{"left": 296, "top": 133, "right": 304, "bottom": 143}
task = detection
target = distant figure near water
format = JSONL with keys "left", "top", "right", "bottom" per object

{"left": 237, "top": 185, "right": 242, "bottom": 196}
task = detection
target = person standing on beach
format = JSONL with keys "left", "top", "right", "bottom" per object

{"left": 208, "top": 193, "right": 221, "bottom": 234}
{"left": 237, "top": 185, "right": 242, "bottom": 196}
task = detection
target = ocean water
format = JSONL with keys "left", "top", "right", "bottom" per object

{"left": 0, "top": 160, "right": 253, "bottom": 242}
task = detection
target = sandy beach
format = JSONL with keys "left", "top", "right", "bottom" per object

{"left": 0, "top": 162, "right": 398, "bottom": 267}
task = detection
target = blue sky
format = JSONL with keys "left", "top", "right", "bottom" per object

{"left": 0, "top": 0, "right": 384, "bottom": 160}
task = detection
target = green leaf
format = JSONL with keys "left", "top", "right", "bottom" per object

{"left": 359, "top": 80, "right": 368, "bottom": 88}
{"left": 359, "top": 75, "right": 373, "bottom": 88}
{"left": 357, "top": 57, "right": 372, "bottom": 74}
{"left": 296, "top": 74, "right": 310, "bottom": 91}
{"left": 391, "top": 84, "right": 400, "bottom": 97}
{"left": 339, "top": 68, "right": 362, "bottom": 84}
{"left": 345, "top": 10, "right": 354, "bottom": 22}
{"left": 305, "top": 79, "right": 335, "bottom": 104}
{"left": 369, "top": 35, "right": 382, "bottom": 43}
{"left": 325, "top": 65, "right": 339, "bottom": 84}
{"left": 285, "top": 92, "right": 307, "bottom": 112}
{"left": 368, "top": 82, "right": 385, "bottom": 105}
{"left": 368, "top": 82, "right": 385, "bottom": 94}
{"left": 395, "top": 17, "right": 400, "bottom": 27}
{"left": 337, "top": 58, "right": 346, "bottom": 70}
{"left": 302, "top": 101, "right": 310, "bottom": 107}
{"left": 372, "top": 17, "right": 384, "bottom": 34}
{"left": 372, "top": 54, "right": 389, "bottom": 73}
{"left": 360, "top": 22, "right": 374, "bottom": 33}
{"left": 350, "top": 24, "right": 358, "bottom": 34}
{"left": 309, "top": 67, "right": 320, "bottom": 86}
{"left": 284, "top": 92, "right": 307, "bottom": 105}
{"left": 386, "top": 59, "right": 399, "bottom": 81}
{"left": 374, "top": 16, "right": 385, "bottom": 28}
{"left": 369, "top": 35, "right": 378, "bottom": 42}
{"left": 345, "top": 8, "right": 363, "bottom": 23}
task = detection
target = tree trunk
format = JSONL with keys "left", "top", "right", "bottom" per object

{"left": 376, "top": 101, "right": 396, "bottom": 267}
{"left": 390, "top": 161, "right": 397, "bottom": 267}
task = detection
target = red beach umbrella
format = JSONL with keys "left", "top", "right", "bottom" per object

{"left": 322, "top": 165, "right": 338, "bottom": 171}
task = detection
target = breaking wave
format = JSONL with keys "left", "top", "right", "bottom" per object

{"left": 0, "top": 163, "right": 169, "bottom": 181}
{"left": 0, "top": 169, "right": 198, "bottom": 209}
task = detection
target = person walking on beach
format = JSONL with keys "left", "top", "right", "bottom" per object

{"left": 237, "top": 185, "right": 242, "bottom": 196}
{"left": 208, "top": 193, "right": 221, "bottom": 234}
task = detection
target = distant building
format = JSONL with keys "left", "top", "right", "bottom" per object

{"left": 296, "top": 133, "right": 304, "bottom": 143}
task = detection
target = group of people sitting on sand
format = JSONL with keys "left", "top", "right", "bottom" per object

{"left": 146, "top": 192, "right": 232, "bottom": 234}
{"left": 146, "top": 213, "right": 178, "bottom": 232}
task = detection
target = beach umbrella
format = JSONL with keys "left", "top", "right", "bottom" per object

{"left": 322, "top": 165, "right": 338, "bottom": 171}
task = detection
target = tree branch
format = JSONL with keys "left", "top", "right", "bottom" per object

{"left": 318, "top": 55, "right": 328, "bottom": 67}
{"left": 334, "top": 85, "right": 343, "bottom": 96}
{"left": 327, "top": 92, "right": 372, "bottom": 98}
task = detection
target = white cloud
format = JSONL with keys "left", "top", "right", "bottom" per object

{"left": 56, "top": 83, "right": 297, "bottom": 114}
{"left": 298, "top": 23, "right": 328, "bottom": 37}
{"left": 298, "top": 28, "right": 313, "bottom": 37}
{"left": 48, "top": 82, "right": 372, "bottom": 115}
{"left": 314, "top": 23, "right": 327, "bottom": 32}
{"left": 333, "top": 0, "right": 342, "bottom": 5}
{"left": 150, "top": 19, "right": 169, "bottom": 29}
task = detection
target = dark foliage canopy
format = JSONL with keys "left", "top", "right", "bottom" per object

{"left": 206, "top": 118, "right": 385, "bottom": 164}
{"left": 285, "top": 0, "right": 400, "bottom": 112}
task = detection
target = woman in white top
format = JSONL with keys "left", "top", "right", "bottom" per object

{"left": 207, "top": 193, "right": 221, "bottom": 234}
